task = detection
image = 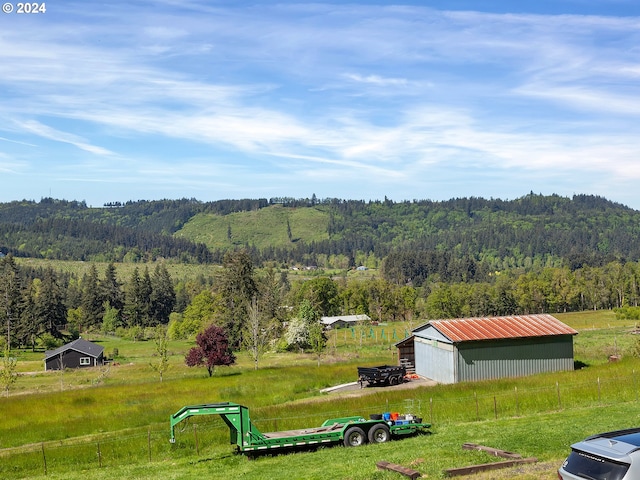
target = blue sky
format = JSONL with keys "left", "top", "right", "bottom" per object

{"left": 2, "top": 1, "right": 640, "bottom": 208}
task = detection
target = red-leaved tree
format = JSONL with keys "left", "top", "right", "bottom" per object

{"left": 185, "top": 325, "right": 235, "bottom": 377}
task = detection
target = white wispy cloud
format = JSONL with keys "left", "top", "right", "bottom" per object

{"left": 1, "top": 1, "right": 640, "bottom": 206}
{"left": 15, "top": 121, "right": 114, "bottom": 156}
{"left": 343, "top": 73, "right": 410, "bottom": 87}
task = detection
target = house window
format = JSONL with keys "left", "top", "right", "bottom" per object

{"left": 80, "top": 357, "right": 91, "bottom": 366}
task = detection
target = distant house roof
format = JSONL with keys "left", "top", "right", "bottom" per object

{"left": 45, "top": 338, "right": 104, "bottom": 360}
{"left": 415, "top": 314, "right": 577, "bottom": 343}
{"left": 321, "top": 314, "right": 370, "bottom": 326}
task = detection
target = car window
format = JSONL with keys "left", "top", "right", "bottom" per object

{"left": 562, "top": 449, "right": 629, "bottom": 480}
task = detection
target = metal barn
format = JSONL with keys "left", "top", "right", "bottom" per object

{"left": 412, "top": 314, "right": 577, "bottom": 384}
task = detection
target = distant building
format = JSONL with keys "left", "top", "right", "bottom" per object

{"left": 44, "top": 338, "right": 105, "bottom": 371}
{"left": 321, "top": 314, "right": 370, "bottom": 329}
{"left": 400, "top": 314, "right": 577, "bottom": 384}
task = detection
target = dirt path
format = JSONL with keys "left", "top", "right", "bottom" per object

{"left": 323, "top": 376, "right": 436, "bottom": 397}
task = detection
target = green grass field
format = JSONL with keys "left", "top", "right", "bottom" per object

{"left": 175, "top": 204, "right": 331, "bottom": 251}
{"left": 2, "top": 310, "right": 640, "bottom": 479}
{"left": 15, "top": 257, "right": 223, "bottom": 283}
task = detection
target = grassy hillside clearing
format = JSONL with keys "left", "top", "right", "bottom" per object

{"left": 2, "top": 311, "right": 640, "bottom": 479}
{"left": 175, "top": 204, "right": 330, "bottom": 251}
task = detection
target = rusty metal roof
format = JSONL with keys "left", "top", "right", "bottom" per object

{"left": 428, "top": 314, "right": 578, "bottom": 342}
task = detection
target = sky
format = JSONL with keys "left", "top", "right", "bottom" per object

{"left": 2, "top": 1, "right": 640, "bottom": 209}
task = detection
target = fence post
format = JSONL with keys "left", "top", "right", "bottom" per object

{"left": 597, "top": 377, "right": 601, "bottom": 404}
{"left": 494, "top": 396, "right": 497, "bottom": 419}
{"left": 148, "top": 428, "right": 152, "bottom": 462}
{"left": 41, "top": 442, "right": 47, "bottom": 476}
{"left": 193, "top": 424, "right": 199, "bottom": 456}
{"left": 515, "top": 387, "right": 519, "bottom": 416}
{"left": 557, "top": 382, "right": 562, "bottom": 409}
{"left": 97, "top": 442, "right": 102, "bottom": 468}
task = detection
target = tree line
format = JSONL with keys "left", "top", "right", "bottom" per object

{"left": 4, "top": 248, "right": 640, "bottom": 361}
{"left": 0, "top": 255, "right": 176, "bottom": 350}
{"left": 4, "top": 193, "right": 640, "bottom": 273}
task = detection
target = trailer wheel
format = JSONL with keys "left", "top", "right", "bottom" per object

{"left": 389, "top": 375, "right": 398, "bottom": 386}
{"left": 368, "top": 424, "right": 390, "bottom": 444}
{"left": 343, "top": 426, "right": 366, "bottom": 447}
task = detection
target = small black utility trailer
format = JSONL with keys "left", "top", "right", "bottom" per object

{"left": 358, "top": 365, "right": 406, "bottom": 387}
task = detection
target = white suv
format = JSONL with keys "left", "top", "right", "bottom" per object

{"left": 558, "top": 427, "right": 640, "bottom": 480}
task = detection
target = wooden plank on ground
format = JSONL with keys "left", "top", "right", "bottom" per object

{"left": 376, "top": 461, "right": 422, "bottom": 479}
{"left": 445, "top": 457, "right": 538, "bottom": 477}
{"left": 462, "top": 443, "right": 522, "bottom": 459}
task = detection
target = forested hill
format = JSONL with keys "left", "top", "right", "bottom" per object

{"left": 1, "top": 194, "right": 639, "bottom": 278}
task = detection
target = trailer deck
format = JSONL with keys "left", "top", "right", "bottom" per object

{"left": 263, "top": 423, "right": 344, "bottom": 438}
{"left": 170, "top": 402, "right": 429, "bottom": 453}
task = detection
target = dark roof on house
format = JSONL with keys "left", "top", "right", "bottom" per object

{"left": 45, "top": 338, "right": 104, "bottom": 360}
{"left": 416, "top": 314, "right": 578, "bottom": 343}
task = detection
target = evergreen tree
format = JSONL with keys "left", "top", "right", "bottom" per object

{"left": 140, "top": 267, "right": 153, "bottom": 325}
{"left": 217, "top": 249, "right": 258, "bottom": 347}
{"left": 258, "top": 266, "right": 286, "bottom": 325}
{"left": 124, "top": 267, "right": 144, "bottom": 327}
{"left": 81, "top": 264, "right": 103, "bottom": 328}
{"left": 150, "top": 263, "right": 175, "bottom": 324}
{"left": 100, "top": 263, "right": 124, "bottom": 313}
{"left": 38, "top": 268, "right": 67, "bottom": 338}
{"left": 17, "top": 282, "right": 40, "bottom": 350}
{"left": 0, "top": 255, "right": 23, "bottom": 347}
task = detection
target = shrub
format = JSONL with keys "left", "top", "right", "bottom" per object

{"left": 39, "top": 333, "right": 62, "bottom": 350}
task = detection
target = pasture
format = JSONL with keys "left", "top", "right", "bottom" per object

{"left": 2, "top": 310, "right": 640, "bottom": 479}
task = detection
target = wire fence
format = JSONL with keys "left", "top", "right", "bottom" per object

{"left": 2, "top": 372, "right": 639, "bottom": 479}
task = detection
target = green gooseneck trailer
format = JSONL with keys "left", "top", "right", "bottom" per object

{"left": 170, "top": 401, "right": 429, "bottom": 453}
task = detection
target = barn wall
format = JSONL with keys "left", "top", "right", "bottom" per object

{"left": 456, "top": 335, "right": 574, "bottom": 382}
{"left": 415, "top": 337, "right": 456, "bottom": 383}
{"left": 45, "top": 350, "right": 103, "bottom": 370}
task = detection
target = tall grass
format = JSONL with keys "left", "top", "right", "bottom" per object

{"left": 3, "top": 310, "right": 640, "bottom": 479}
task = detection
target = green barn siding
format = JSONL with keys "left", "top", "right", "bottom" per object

{"left": 456, "top": 336, "right": 574, "bottom": 382}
